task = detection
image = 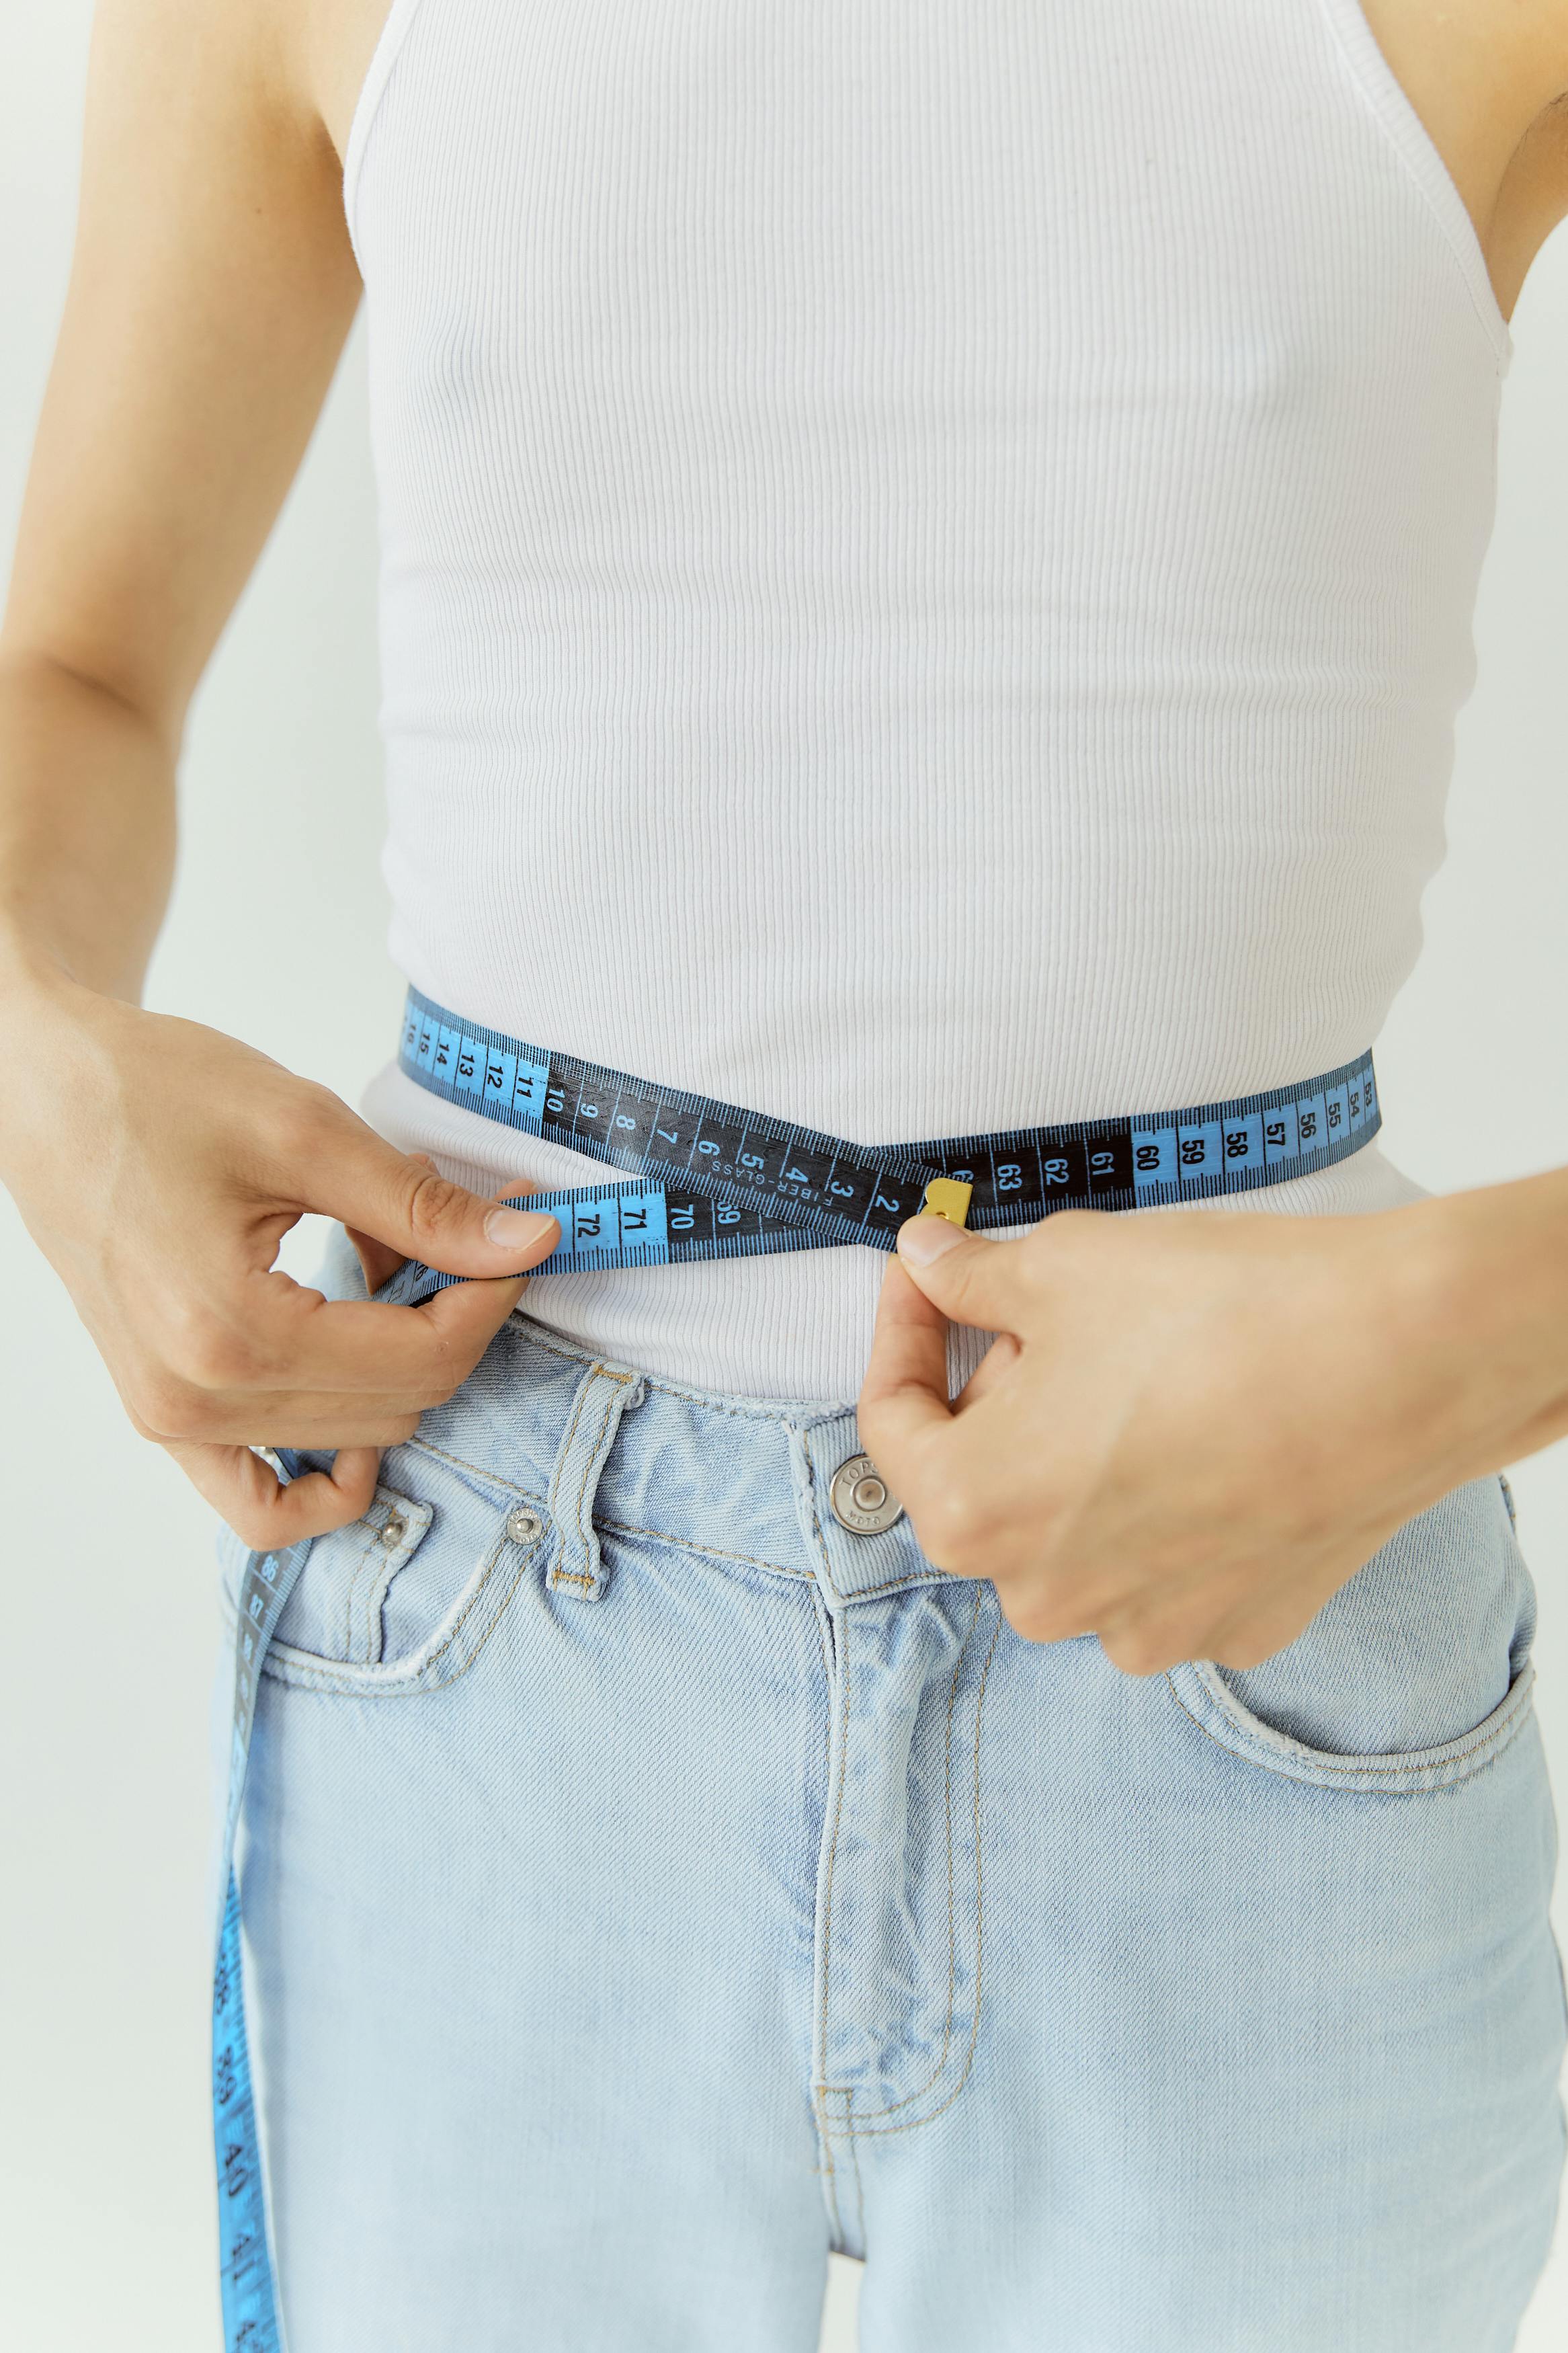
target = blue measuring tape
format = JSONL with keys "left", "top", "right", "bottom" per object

{"left": 393, "top": 986, "right": 1380, "bottom": 1285}
{"left": 212, "top": 992, "right": 1381, "bottom": 2342}
{"left": 213, "top": 1520, "right": 310, "bottom": 2350}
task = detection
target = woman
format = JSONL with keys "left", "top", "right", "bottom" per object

{"left": 2, "top": 1, "right": 1566, "bottom": 2346}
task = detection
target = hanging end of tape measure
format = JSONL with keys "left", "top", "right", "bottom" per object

{"left": 919, "top": 1177, "right": 973, "bottom": 1227}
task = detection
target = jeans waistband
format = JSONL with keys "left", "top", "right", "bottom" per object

{"left": 408, "top": 1304, "right": 944, "bottom": 1609}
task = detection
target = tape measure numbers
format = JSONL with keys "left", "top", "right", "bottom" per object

{"left": 395, "top": 986, "right": 1380, "bottom": 1284}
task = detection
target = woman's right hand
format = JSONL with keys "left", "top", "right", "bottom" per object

{"left": 0, "top": 973, "right": 561, "bottom": 1550}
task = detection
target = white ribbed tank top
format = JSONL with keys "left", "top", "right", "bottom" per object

{"left": 347, "top": 0, "right": 1509, "bottom": 1404}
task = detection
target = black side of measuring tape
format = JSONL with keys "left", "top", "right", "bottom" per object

{"left": 393, "top": 984, "right": 1380, "bottom": 1283}
{"left": 212, "top": 996, "right": 1383, "bottom": 2343}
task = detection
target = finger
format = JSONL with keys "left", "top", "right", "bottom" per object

{"left": 296, "top": 1106, "right": 560, "bottom": 1279}
{"left": 892, "top": 1214, "right": 1029, "bottom": 1333}
{"left": 856, "top": 1253, "right": 956, "bottom": 1478}
{"left": 345, "top": 1222, "right": 404, "bottom": 1298}
{"left": 166, "top": 1440, "right": 382, "bottom": 1549}
{"left": 952, "top": 1330, "right": 1022, "bottom": 1417}
{"left": 138, "top": 1260, "right": 533, "bottom": 1417}
{"left": 235, "top": 1265, "right": 534, "bottom": 1398}
{"left": 345, "top": 1149, "right": 437, "bottom": 1293}
{"left": 345, "top": 1154, "right": 543, "bottom": 1294}
{"left": 147, "top": 1395, "right": 421, "bottom": 1446}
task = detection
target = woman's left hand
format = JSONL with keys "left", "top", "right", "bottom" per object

{"left": 856, "top": 1193, "right": 1555, "bottom": 1675}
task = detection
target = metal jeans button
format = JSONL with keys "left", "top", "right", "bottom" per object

{"left": 828, "top": 1452, "right": 905, "bottom": 1536}
{"left": 505, "top": 1507, "right": 544, "bottom": 1546}
{"left": 379, "top": 1515, "right": 407, "bottom": 1550}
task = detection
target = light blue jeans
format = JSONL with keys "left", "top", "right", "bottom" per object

{"left": 217, "top": 1223, "right": 1566, "bottom": 2350}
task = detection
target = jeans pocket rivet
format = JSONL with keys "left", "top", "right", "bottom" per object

{"left": 506, "top": 1507, "right": 544, "bottom": 1546}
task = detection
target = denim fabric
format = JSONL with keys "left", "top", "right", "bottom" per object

{"left": 216, "top": 1222, "right": 1567, "bottom": 2352}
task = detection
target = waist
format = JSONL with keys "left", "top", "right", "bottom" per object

{"left": 370, "top": 1059, "right": 1427, "bottom": 1401}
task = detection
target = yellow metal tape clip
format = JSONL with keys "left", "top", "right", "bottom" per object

{"left": 918, "top": 1177, "right": 973, "bottom": 1227}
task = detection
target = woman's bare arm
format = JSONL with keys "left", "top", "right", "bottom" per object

{"left": 0, "top": 0, "right": 366, "bottom": 997}
{"left": 0, "top": 0, "right": 559, "bottom": 1547}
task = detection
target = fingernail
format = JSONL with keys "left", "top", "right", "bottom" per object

{"left": 484, "top": 1206, "right": 560, "bottom": 1254}
{"left": 897, "top": 1215, "right": 966, "bottom": 1265}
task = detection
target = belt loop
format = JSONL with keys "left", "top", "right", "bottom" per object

{"left": 544, "top": 1361, "right": 646, "bottom": 1602}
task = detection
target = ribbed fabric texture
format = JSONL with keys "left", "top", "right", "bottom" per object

{"left": 347, "top": 0, "right": 1508, "bottom": 1402}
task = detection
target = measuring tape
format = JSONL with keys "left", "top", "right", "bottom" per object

{"left": 212, "top": 994, "right": 1382, "bottom": 2342}
{"left": 213, "top": 1521, "right": 311, "bottom": 2351}
{"left": 395, "top": 985, "right": 1380, "bottom": 1285}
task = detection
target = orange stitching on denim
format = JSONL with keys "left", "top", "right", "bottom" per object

{"left": 542, "top": 1373, "right": 596, "bottom": 1583}
{"left": 594, "top": 1515, "right": 809, "bottom": 1585}
{"left": 403, "top": 1433, "right": 538, "bottom": 1497}
{"left": 255, "top": 1527, "right": 525, "bottom": 1700}
{"left": 360, "top": 1490, "right": 429, "bottom": 1662}
{"left": 833, "top": 1564, "right": 953, "bottom": 1599}
{"left": 573, "top": 1376, "right": 628, "bottom": 1586}
{"left": 274, "top": 1528, "right": 503, "bottom": 1686}
{"left": 810, "top": 1590, "right": 847, "bottom": 2247}
{"left": 1183, "top": 1657, "right": 1538, "bottom": 1773}
{"left": 830, "top": 1587, "right": 983, "bottom": 2123}
{"left": 844, "top": 2089, "right": 866, "bottom": 2245}
{"left": 814, "top": 1609, "right": 853, "bottom": 2124}
{"left": 798, "top": 1459, "right": 945, "bottom": 1601}
{"left": 817, "top": 2117, "right": 845, "bottom": 2247}
{"left": 1163, "top": 1665, "right": 1535, "bottom": 1790}
{"left": 833, "top": 1601, "right": 1003, "bottom": 2141}
{"left": 550, "top": 1376, "right": 594, "bottom": 1494}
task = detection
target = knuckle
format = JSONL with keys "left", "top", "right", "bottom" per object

{"left": 130, "top": 1367, "right": 186, "bottom": 1435}
{"left": 925, "top": 1472, "right": 1005, "bottom": 1563}
{"left": 229, "top": 1513, "right": 277, "bottom": 1552}
{"left": 155, "top": 1293, "right": 263, "bottom": 1392}
{"left": 405, "top": 1171, "right": 477, "bottom": 1244}
{"left": 180, "top": 1322, "right": 262, "bottom": 1392}
{"left": 412, "top": 1355, "right": 470, "bottom": 1408}
{"left": 122, "top": 1392, "right": 163, "bottom": 1443}
{"left": 913, "top": 1488, "right": 975, "bottom": 1570}
{"left": 854, "top": 1396, "right": 890, "bottom": 1454}
{"left": 139, "top": 1376, "right": 211, "bottom": 1441}
{"left": 1000, "top": 1599, "right": 1053, "bottom": 1647}
{"left": 267, "top": 1081, "right": 341, "bottom": 1166}
{"left": 1101, "top": 1628, "right": 1180, "bottom": 1677}
{"left": 1209, "top": 1636, "right": 1272, "bottom": 1673}
{"left": 996, "top": 1583, "right": 1074, "bottom": 1648}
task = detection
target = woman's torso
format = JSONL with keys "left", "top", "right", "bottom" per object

{"left": 341, "top": 0, "right": 1508, "bottom": 1400}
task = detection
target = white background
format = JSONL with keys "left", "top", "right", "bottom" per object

{"left": 1, "top": 7, "right": 1566, "bottom": 2346}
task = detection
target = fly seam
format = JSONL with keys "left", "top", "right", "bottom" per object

{"left": 833, "top": 1587, "right": 983, "bottom": 2122}
{"left": 846, "top": 1602, "right": 1003, "bottom": 2137}
{"left": 813, "top": 1610, "right": 853, "bottom": 2116}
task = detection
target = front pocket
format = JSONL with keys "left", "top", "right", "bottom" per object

{"left": 1165, "top": 1474, "right": 1538, "bottom": 1794}
{"left": 220, "top": 1441, "right": 552, "bottom": 1698}
{"left": 1167, "top": 1653, "right": 1537, "bottom": 1795}
{"left": 270, "top": 1482, "right": 436, "bottom": 1665}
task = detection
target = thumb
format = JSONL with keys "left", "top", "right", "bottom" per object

{"left": 855, "top": 1252, "right": 954, "bottom": 1479}
{"left": 306, "top": 1113, "right": 561, "bottom": 1280}
{"left": 892, "top": 1214, "right": 1022, "bottom": 1331}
